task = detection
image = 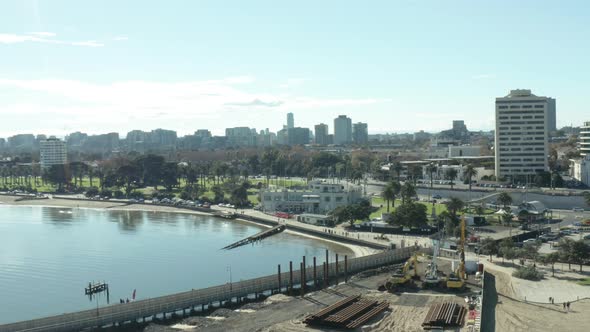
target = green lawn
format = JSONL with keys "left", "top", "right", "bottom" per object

{"left": 369, "top": 197, "right": 448, "bottom": 219}
{"left": 577, "top": 278, "right": 590, "bottom": 286}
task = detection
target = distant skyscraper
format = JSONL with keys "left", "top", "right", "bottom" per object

{"left": 352, "top": 122, "right": 368, "bottom": 144}
{"left": 287, "top": 112, "right": 294, "bottom": 129}
{"left": 287, "top": 127, "right": 310, "bottom": 145}
{"left": 40, "top": 137, "right": 67, "bottom": 168}
{"left": 495, "top": 89, "right": 553, "bottom": 179}
{"left": 314, "top": 123, "right": 329, "bottom": 145}
{"left": 334, "top": 115, "right": 352, "bottom": 145}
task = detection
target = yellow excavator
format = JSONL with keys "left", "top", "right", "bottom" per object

{"left": 446, "top": 216, "right": 466, "bottom": 290}
{"left": 385, "top": 254, "right": 419, "bottom": 291}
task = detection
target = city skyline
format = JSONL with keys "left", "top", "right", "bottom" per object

{"left": 2, "top": 1, "right": 590, "bottom": 136}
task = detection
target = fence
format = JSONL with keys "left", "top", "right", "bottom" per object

{"left": 0, "top": 247, "right": 415, "bottom": 332}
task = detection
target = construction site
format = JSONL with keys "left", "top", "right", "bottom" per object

{"left": 142, "top": 219, "right": 487, "bottom": 332}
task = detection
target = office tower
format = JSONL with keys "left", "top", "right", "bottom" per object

{"left": 314, "top": 123, "right": 329, "bottom": 145}
{"left": 287, "top": 113, "right": 294, "bottom": 129}
{"left": 334, "top": 115, "right": 352, "bottom": 145}
{"left": 352, "top": 122, "right": 368, "bottom": 144}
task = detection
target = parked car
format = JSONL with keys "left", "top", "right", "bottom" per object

{"left": 573, "top": 207, "right": 585, "bottom": 212}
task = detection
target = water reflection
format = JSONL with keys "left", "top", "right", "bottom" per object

{"left": 0, "top": 205, "right": 353, "bottom": 324}
{"left": 44, "top": 207, "right": 74, "bottom": 224}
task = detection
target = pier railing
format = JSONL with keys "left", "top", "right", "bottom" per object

{"left": 0, "top": 247, "right": 415, "bottom": 332}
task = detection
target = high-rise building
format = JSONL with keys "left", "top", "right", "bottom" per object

{"left": 40, "top": 137, "right": 67, "bottom": 168}
{"left": 225, "top": 127, "right": 256, "bottom": 147}
{"left": 334, "top": 115, "right": 352, "bottom": 145}
{"left": 287, "top": 113, "right": 294, "bottom": 129}
{"left": 580, "top": 121, "right": 590, "bottom": 157}
{"left": 352, "top": 122, "right": 368, "bottom": 144}
{"left": 287, "top": 127, "right": 310, "bottom": 146}
{"left": 314, "top": 123, "right": 329, "bottom": 145}
{"left": 495, "top": 89, "right": 553, "bottom": 179}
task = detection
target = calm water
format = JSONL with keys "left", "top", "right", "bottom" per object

{"left": 0, "top": 205, "right": 352, "bottom": 324}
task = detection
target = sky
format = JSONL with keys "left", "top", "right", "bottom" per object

{"left": 1, "top": 0, "right": 590, "bottom": 138}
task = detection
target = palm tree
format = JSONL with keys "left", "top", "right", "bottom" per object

{"left": 400, "top": 182, "right": 417, "bottom": 204}
{"left": 382, "top": 181, "right": 401, "bottom": 211}
{"left": 426, "top": 163, "right": 437, "bottom": 189}
{"left": 464, "top": 164, "right": 478, "bottom": 191}
{"left": 445, "top": 168, "right": 458, "bottom": 190}
{"left": 497, "top": 192, "right": 513, "bottom": 210}
{"left": 445, "top": 197, "right": 464, "bottom": 220}
{"left": 391, "top": 162, "right": 403, "bottom": 181}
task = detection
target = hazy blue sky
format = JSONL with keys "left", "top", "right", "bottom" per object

{"left": 1, "top": 0, "right": 589, "bottom": 137}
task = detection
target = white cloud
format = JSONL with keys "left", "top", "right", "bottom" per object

{"left": 0, "top": 33, "right": 104, "bottom": 47}
{"left": 28, "top": 32, "right": 56, "bottom": 37}
{"left": 112, "top": 36, "right": 128, "bottom": 41}
{"left": 0, "top": 77, "right": 389, "bottom": 135}
{"left": 472, "top": 74, "right": 496, "bottom": 79}
{"left": 279, "top": 78, "right": 307, "bottom": 89}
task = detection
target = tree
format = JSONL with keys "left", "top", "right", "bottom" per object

{"left": 497, "top": 192, "right": 513, "bottom": 210}
{"left": 479, "top": 237, "right": 498, "bottom": 262}
{"left": 43, "top": 164, "right": 71, "bottom": 192}
{"left": 161, "top": 162, "right": 179, "bottom": 191}
{"left": 230, "top": 182, "right": 249, "bottom": 207}
{"left": 445, "top": 168, "right": 458, "bottom": 190}
{"left": 445, "top": 197, "right": 464, "bottom": 220}
{"left": 571, "top": 240, "right": 590, "bottom": 272}
{"left": 558, "top": 238, "right": 575, "bottom": 271}
{"left": 464, "top": 164, "right": 478, "bottom": 191}
{"left": 501, "top": 210, "right": 513, "bottom": 227}
{"left": 391, "top": 162, "right": 403, "bottom": 181}
{"left": 426, "top": 163, "right": 437, "bottom": 189}
{"left": 542, "top": 252, "right": 560, "bottom": 277}
{"left": 381, "top": 181, "right": 400, "bottom": 213}
{"left": 211, "top": 185, "right": 225, "bottom": 203}
{"left": 400, "top": 182, "right": 416, "bottom": 204}
{"left": 390, "top": 202, "right": 428, "bottom": 227}
{"left": 498, "top": 238, "right": 516, "bottom": 264}
{"left": 116, "top": 164, "right": 140, "bottom": 197}
{"left": 585, "top": 192, "right": 590, "bottom": 207}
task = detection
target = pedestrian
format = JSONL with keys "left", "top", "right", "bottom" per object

{"left": 563, "top": 302, "right": 566, "bottom": 310}
{"left": 549, "top": 297, "right": 551, "bottom": 303}
{"left": 567, "top": 302, "right": 570, "bottom": 311}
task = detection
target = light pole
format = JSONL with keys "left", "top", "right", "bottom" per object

{"left": 227, "top": 266, "right": 232, "bottom": 291}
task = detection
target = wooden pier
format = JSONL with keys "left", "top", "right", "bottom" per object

{"left": 222, "top": 225, "right": 286, "bottom": 250}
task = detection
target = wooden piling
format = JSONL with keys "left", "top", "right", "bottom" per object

{"left": 303, "top": 256, "right": 306, "bottom": 290}
{"left": 313, "top": 257, "right": 317, "bottom": 287}
{"left": 289, "top": 261, "right": 293, "bottom": 295}
{"left": 323, "top": 261, "right": 328, "bottom": 287}
{"left": 336, "top": 253, "right": 339, "bottom": 284}
{"left": 300, "top": 262, "right": 305, "bottom": 296}
{"left": 278, "top": 264, "right": 282, "bottom": 293}
{"left": 345, "top": 255, "right": 348, "bottom": 282}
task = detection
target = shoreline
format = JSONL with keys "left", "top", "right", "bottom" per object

{"left": 0, "top": 195, "right": 377, "bottom": 257}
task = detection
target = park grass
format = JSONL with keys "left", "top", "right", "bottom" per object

{"left": 369, "top": 196, "right": 448, "bottom": 220}
{"left": 577, "top": 278, "right": 590, "bottom": 286}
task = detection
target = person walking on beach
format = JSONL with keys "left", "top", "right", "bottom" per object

{"left": 567, "top": 302, "right": 570, "bottom": 311}
{"left": 563, "top": 302, "right": 566, "bottom": 310}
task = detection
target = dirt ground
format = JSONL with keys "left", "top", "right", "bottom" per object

{"left": 137, "top": 258, "right": 474, "bottom": 332}
{"left": 488, "top": 268, "right": 590, "bottom": 332}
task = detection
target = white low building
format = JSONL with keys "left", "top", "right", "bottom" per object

{"left": 570, "top": 155, "right": 590, "bottom": 186}
{"left": 260, "top": 180, "right": 363, "bottom": 214}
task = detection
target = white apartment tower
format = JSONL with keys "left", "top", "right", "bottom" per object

{"left": 40, "top": 137, "right": 67, "bottom": 168}
{"left": 495, "top": 89, "right": 555, "bottom": 180}
{"left": 580, "top": 121, "right": 590, "bottom": 157}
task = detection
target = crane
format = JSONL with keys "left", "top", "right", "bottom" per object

{"left": 446, "top": 215, "right": 466, "bottom": 290}
{"left": 423, "top": 239, "right": 441, "bottom": 288}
